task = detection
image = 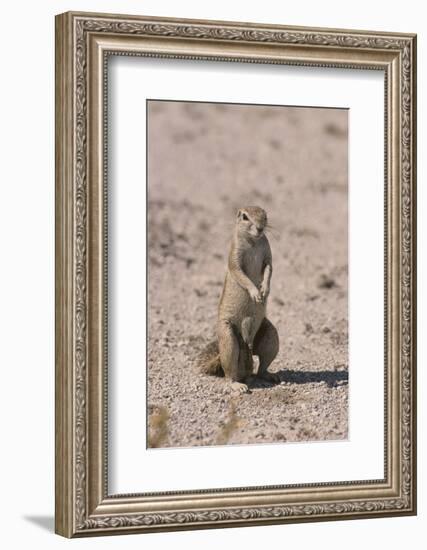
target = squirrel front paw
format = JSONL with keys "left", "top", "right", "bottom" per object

{"left": 248, "top": 286, "right": 262, "bottom": 303}
{"left": 260, "top": 283, "right": 270, "bottom": 301}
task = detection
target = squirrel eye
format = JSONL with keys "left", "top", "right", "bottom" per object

{"left": 242, "top": 213, "right": 248, "bottom": 221}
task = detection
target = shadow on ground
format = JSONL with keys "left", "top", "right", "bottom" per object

{"left": 278, "top": 369, "right": 348, "bottom": 388}
{"left": 248, "top": 369, "right": 348, "bottom": 390}
{"left": 23, "top": 515, "right": 54, "bottom": 532}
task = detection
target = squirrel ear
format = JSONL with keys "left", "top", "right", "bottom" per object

{"left": 237, "top": 209, "right": 242, "bottom": 218}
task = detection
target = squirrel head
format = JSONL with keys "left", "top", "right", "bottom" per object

{"left": 236, "top": 206, "right": 267, "bottom": 240}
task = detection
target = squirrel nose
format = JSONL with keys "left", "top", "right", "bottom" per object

{"left": 256, "top": 226, "right": 263, "bottom": 234}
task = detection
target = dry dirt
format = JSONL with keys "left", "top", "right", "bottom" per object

{"left": 147, "top": 100, "right": 348, "bottom": 448}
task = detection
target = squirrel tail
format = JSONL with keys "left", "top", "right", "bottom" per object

{"left": 197, "top": 340, "right": 224, "bottom": 377}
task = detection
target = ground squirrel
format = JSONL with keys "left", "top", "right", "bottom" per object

{"left": 198, "top": 206, "right": 280, "bottom": 393}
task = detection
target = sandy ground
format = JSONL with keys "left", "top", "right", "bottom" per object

{"left": 147, "top": 100, "right": 348, "bottom": 448}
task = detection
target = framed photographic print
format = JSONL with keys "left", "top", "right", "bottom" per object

{"left": 55, "top": 11, "right": 417, "bottom": 537}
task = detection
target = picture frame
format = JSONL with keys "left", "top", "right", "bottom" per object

{"left": 55, "top": 11, "right": 417, "bottom": 537}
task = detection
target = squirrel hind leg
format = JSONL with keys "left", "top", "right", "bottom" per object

{"left": 237, "top": 340, "right": 254, "bottom": 380}
{"left": 230, "top": 381, "right": 250, "bottom": 394}
{"left": 241, "top": 317, "right": 254, "bottom": 350}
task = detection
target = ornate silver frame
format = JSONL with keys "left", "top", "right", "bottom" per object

{"left": 55, "top": 11, "right": 417, "bottom": 537}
